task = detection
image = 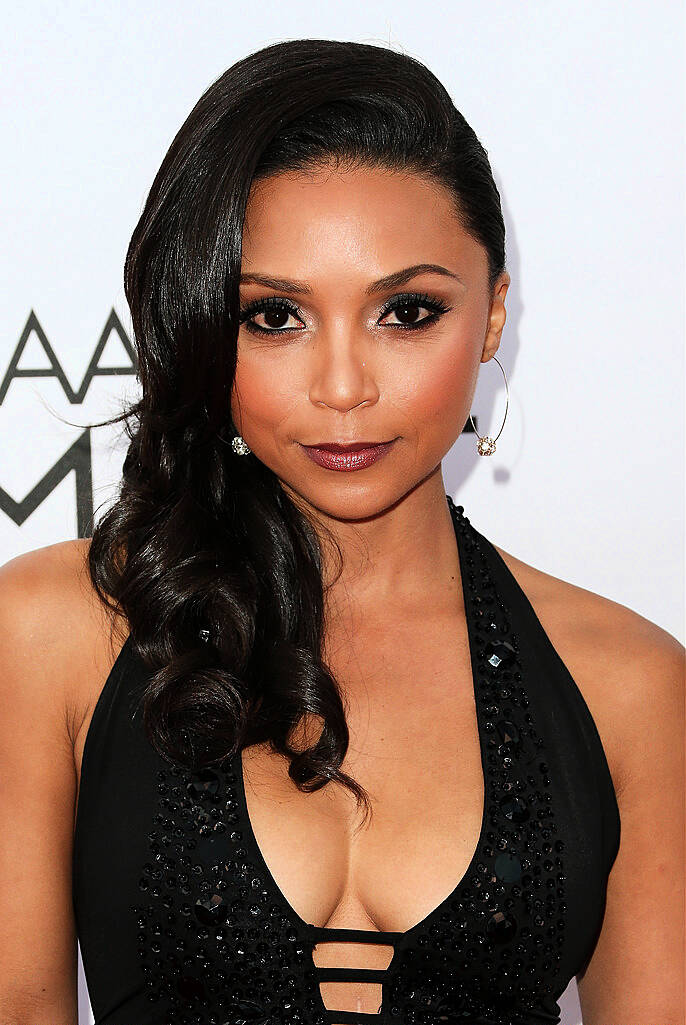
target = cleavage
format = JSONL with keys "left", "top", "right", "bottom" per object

{"left": 240, "top": 602, "right": 484, "bottom": 935}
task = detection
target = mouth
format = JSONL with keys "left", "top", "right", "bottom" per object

{"left": 298, "top": 438, "right": 398, "bottom": 472}
{"left": 302, "top": 440, "right": 394, "bottom": 453}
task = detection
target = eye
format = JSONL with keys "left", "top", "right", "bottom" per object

{"left": 378, "top": 292, "right": 452, "bottom": 331}
{"left": 239, "top": 296, "right": 304, "bottom": 337}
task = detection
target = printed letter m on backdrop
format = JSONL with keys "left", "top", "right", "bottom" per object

{"left": 0, "top": 430, "right": 93, "bottom": 537}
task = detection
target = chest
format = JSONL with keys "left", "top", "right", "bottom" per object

{"left": 73, "top": 521, "right": 615, "bottom": 1025}
{"left": 240, "top": 607, "right": 486, "bottom": 1016}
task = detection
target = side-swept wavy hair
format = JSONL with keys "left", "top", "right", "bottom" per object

{"left": 87, "top": 38, "right": 506, "bottom": 824}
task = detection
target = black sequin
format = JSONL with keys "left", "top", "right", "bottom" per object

{"left": 130, "top": 500, "right": 568, "bottom": 1024}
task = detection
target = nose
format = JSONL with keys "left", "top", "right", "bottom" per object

{"left": 307, "top": 331, "right": 378, "bottom": 413}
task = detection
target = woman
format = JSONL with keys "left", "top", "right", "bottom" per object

{"left": 0, "top": 38, "right": 683, "bottom": 1025}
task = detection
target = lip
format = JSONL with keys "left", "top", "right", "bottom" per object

{"left": 300, "top": 438, "right": 397, "bottom": 472}
{"left": 304, "top": 441, "right": 393, "bottom": 453}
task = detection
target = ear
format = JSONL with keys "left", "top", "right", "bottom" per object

{"left": 482, "top": 271, "right": 510, "bottom": 361}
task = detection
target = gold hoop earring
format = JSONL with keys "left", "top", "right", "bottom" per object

{"left": 468, "top": 355, "right": 509, "bottom": 456}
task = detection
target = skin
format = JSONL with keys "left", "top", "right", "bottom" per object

{"left": 232, "top": 162, "right": 506, "bottom": 608}
{"left": 0, "top": 163, "right": 683, "bottom": 1025}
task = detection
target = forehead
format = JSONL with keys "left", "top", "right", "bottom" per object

{"left": 241, "top": 164, "right": 483, "bottom": 277}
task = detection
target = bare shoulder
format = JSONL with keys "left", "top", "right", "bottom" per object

{"left": 0, "top": 538, "right": 127, "bottom": 746}
{"left": 491, "top": 541, "right": 685, "bottom": 797}
{"left": 0, "top": 542, "right": 130, "bottom": 1015}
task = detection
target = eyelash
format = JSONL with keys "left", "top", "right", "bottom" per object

{"left": 238, "top": 291, "right": 452, "bottom": 338}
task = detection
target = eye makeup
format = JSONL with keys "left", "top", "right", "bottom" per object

{"left": 238, "top": 291, "right": 453, "bottom": 338}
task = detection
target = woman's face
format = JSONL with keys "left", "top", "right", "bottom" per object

{"left": 231, "top": 163, "right": 509, "bottom": 522}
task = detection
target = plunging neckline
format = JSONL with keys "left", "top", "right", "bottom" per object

{"left": 232, "top": 497, "right": 489, "bottom": 949}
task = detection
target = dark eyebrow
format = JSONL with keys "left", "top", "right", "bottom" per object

{"left": 239, "top": 263, "right": 464, "bottom": 295}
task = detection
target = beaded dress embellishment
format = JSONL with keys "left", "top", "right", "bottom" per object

{"left": 131, "top": 498, "right": 567, "bottom": 1025}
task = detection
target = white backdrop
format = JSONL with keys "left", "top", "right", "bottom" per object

{"left": 1, "top": 2, "right": 683, "bottom": 1023}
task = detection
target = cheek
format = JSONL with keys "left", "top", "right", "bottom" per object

{"left": 397, "top": 341, "right": 476, "bottom": 435}
{"left": 230, "top": 353, "right": 300, "bottom": 435}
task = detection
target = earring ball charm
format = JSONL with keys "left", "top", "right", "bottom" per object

{"left": 231, "top": 435, "right": 251, "bottom": 455}
{"left": 476, "top": 435, "right": 497, "bottom": 456}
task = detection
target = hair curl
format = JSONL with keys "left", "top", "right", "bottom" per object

{"left": 86, "top": 38, "right": 507, "bottom": 827}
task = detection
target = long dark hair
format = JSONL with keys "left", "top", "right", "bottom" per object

{"left": 87, "top": 38, "right": 507, "bottom": 825}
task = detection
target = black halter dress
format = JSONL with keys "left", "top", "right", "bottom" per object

{"left": 72, "top": 497, "right": 621, "bottom": 1025}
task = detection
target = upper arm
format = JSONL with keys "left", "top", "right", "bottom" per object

{"left": 0, "top": 542, "right": 91, "bottom": 1024}
{"left": 575, "top": 613, "right": 685, "bottom": 1024}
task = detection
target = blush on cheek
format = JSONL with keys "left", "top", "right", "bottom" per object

{"left": 231, "top": 361, "right": 300, "bottom": 442}
{"left": 414, "top": 345, "right": 474, "bottom": 433}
